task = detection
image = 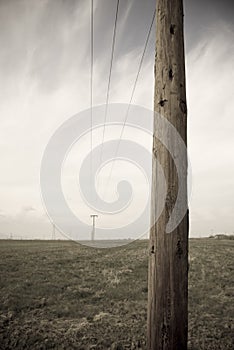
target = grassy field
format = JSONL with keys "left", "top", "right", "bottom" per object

{"left": 0, "top": 239, "right": 233, "bottom": 349}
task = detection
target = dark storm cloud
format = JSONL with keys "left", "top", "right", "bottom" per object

{"left": 92, "top": 0, "right": 234, "bottom": 63}
{"left": 93, "top": 0, "right": 155, "bottom": 57}
{"left": 29, "top": 0, "right": 90, "bottom": 92}
{"left": 184, "top": 0, "right": 234, "bottom": 51}
{"left": 92, "top": 0, "right": 234, "bottom": 61}
{"left": 1, "top": 0, "right": 233, "bottom": 95}
{"left": 0, "top": 0, "right": 90, "bottom": 94}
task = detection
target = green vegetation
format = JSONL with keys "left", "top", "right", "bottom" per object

{"left": 0, "top": 239, "right": 233, "bottom": 349}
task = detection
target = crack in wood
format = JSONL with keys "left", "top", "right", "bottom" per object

{"left": 170, "top": 24, "right": 176, "bottom": 34}
{"left": 176, "top": 239, "right": 183, "bottom": 258}
{"left": 169, "top": 68, "right": 173, "bottom": 80}
{"left": 179, "top": 99, "right": 187, "bottom": 114}
{"left": 159, "top": 99, "right": 168, "bottom": 107}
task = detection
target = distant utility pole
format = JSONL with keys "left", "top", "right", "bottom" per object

{"left": 90, "top": 214, "right": 98, "bottom": 241}
{"left": 148, "top": 0, "right": 188, "bottom": 349}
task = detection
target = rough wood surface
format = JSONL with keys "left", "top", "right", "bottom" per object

{"left": 147, "top": 0, "right": 189, "bottom": 349}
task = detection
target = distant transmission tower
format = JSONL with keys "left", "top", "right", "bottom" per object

{"left": 90, "top": 214, "right": 98, "bottom": 241}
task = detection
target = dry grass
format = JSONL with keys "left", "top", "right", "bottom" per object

{"left": 0, "top": 238, "right": 233, "bottom": 349}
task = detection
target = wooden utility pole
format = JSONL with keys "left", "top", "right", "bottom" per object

{"left": 147, "top": 0, "right": 188, "bottom": 349}
{"left": 90, "top": 214, "right": 98, "bottom": 241}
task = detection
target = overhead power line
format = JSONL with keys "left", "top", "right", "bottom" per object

{"left": 103, "top": 9, "right": 156, "bottom": 197}
{"left": 99, "top": 0, "right": 120, "bottom": 165}
{"left": 90, "top": 0, "right": 94, "bottom": 194}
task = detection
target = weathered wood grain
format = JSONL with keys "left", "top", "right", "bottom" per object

{"left": 147, "top": 0, "right": 189, "bottom": 349}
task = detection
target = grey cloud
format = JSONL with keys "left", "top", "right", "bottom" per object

{"left": 184, "top": 0, "right": 234, "bottom": 52}
{"left": 1, "top": 0, "right": 233, "bottom": 96}
{"left": 22, "top": 206, "right": 36, "bottom": 213}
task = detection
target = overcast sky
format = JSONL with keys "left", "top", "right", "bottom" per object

{"left": 0, "top": 0, "right": 233, "bottom": 240}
